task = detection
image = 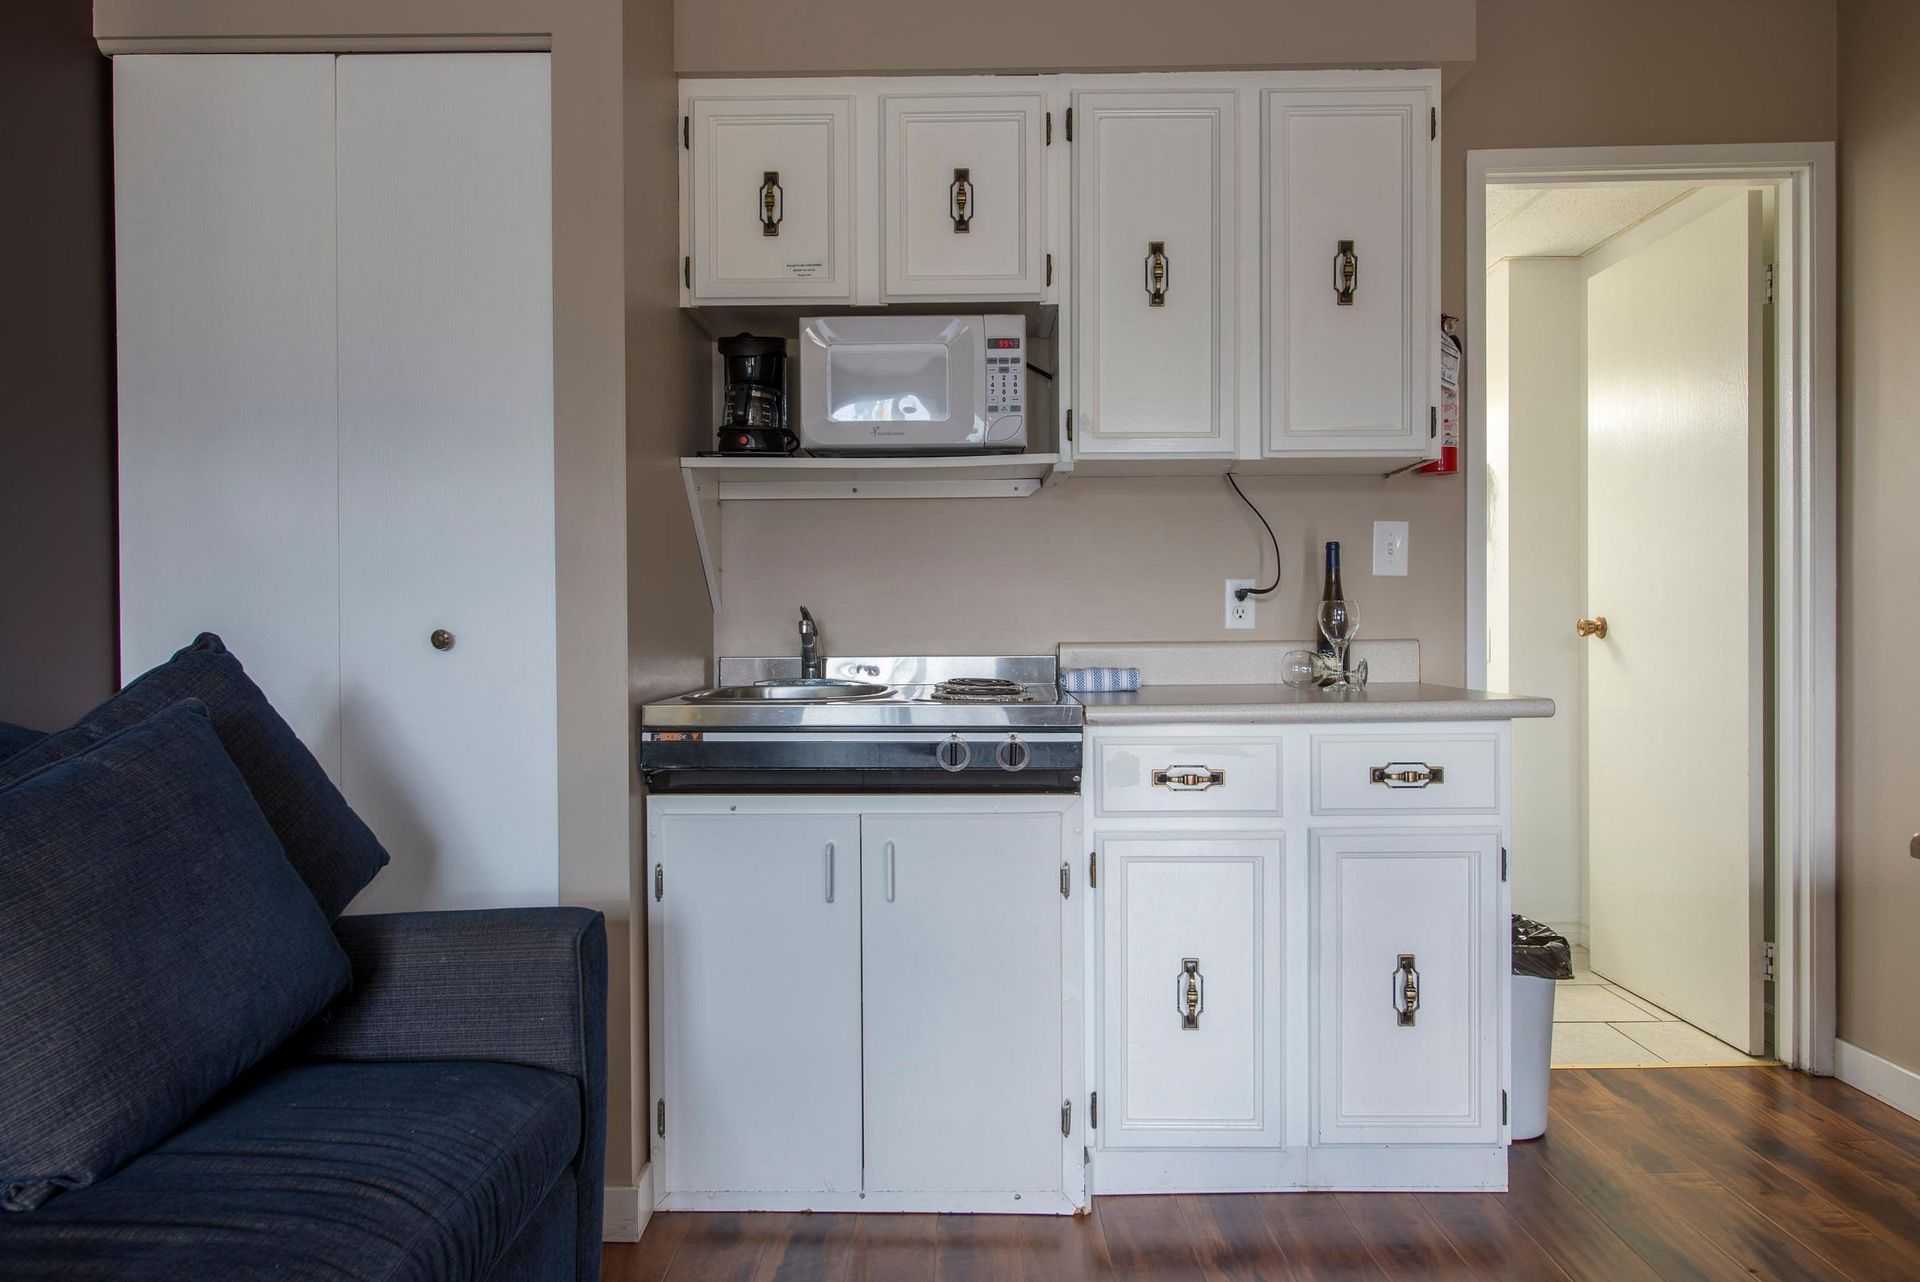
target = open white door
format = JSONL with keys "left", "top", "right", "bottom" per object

{"left": 1585, "top": 191, "right": 1767, "bottom": 1055}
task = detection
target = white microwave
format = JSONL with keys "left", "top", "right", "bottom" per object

{"left": 798, "top": 315, "right": 1026, "bottom": 455}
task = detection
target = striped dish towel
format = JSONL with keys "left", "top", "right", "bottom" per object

{"left": 1059, "top": 666, "right": 1140, "bottom": 694}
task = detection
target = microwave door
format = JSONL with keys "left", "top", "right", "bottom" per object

{"left": 799, "top": 316, "right": 986, "bottom": 453}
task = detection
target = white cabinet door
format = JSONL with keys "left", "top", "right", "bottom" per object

{"left": 881, "top": 92, "right": 1047, "bottom": 299}
{"left": 654, "top": 814, "right": 865, "bottom": 1196}
{"left": 861, "top": 813, "right": 1064, "bottom": 1194}
{"left": 1073, "top": 90, "right": 1237, "bottom": 455}
{"left": 688, "top": 93, "right": 855, "bottom": 302}
{"left": 112, "top": 55, "right": 344, "bottom": 776}
{"left": 1100, "top": 836, "right": 1281, "bottom": 1149}
{"left": 1264, "top": 89, "right": 1431, "bottom": 456}
{"left": 1313, "top": 828, "right": 1500, "bottom": 1145}
{"left": 334, "top": 54, "right": 557, "bottom": 913}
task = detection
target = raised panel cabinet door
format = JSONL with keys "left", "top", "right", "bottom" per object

{"left": 654, "top": 814, "right": 864, "bottom": 1196}
{"left": 1100, "top": 837, "right": 1281, "bottom": 1149}
{"left": 1265, "top": 89, "right": 1431, "bottom": 455}
{"left": 1313, "top": 829, "right": 1501, "bottom": 1146}
{"left": 861, "top": 813, "right": 1064, "bottom": 1195}
{"left": 882, "top": 92, "right": 1047, "bottom": 299}
{"left": 690, "top": 94, "right": 854, "bottom": 301}
{"left": 112, "top": 55, "right": 343, "bottom": 777}
{"left": 1073, "top": 91, "right": 1237, "bottom": 455}
{"left": 334, "top": 54, "right": 557, "bottom": 912}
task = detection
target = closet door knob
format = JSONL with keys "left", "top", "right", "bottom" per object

{"left": 430, "top": 629, "right": 456, "bottom": 651}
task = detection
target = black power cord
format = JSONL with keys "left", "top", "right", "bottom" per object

{"left": 1225, "top": 472, "right": 1281, "bottom": 600}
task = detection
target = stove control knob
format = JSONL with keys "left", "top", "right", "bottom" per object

{"left": 995, "top": 735, "right": 1031, "bottom": 772}
{"left": 936, "top": 735, "right": 972, "bottom": 772}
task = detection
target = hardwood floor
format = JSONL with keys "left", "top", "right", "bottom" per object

{"left": 603, "top": 1067, "right": 1920, "bottom": 1281}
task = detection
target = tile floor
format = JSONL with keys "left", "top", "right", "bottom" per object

{"left": 1548, "top": 943, "right": 1773, "bottom": 1067}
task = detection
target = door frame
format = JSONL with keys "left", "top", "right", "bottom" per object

{"left": 1464, "top": 143, "right": 1837, "bottom": 1075}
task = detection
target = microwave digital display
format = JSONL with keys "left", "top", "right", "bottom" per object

{"left": 987, "top": 338, "right": 1020, "bottom": 350}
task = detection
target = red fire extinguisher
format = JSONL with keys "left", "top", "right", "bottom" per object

{"left": 1416, "top": 314, "right": 1462, "bottom": 475}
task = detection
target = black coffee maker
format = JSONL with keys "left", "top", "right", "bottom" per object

{"left": 714, "top": 333, "right": 794, "bottom": 455}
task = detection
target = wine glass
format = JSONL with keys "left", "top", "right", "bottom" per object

{"left": 1284, "top": 645, "right": 1370, "bottom": 691}
{"left": 1318, "top": 599, "right": 1359, "bottom": 689}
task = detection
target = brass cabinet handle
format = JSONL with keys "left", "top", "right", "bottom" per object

{"left": 1153, "top": 766, "right": 1224, "bottom": 791}
{"left": 1576, "top": 616, "right": 1609, "bottom": 638}
{"left": 1370, "top": 762, "right": 1444, "bottom": 788}
{"left": 1393, "top": 953, "right": 1420, "bottom": 1026}
{"left": 759, "top": 171, "right": 783, "bottom": 236}
{"left": 1334, "top": 239, "right": 1358, "bottom": 305}
{"left": 949, "top": 167, "right": 974, "bottom": 233}
{"left": 429, "top": 629, "right": 455, "bottom": 652}
{"left": 1144, "top": 240, "right": 1169, "bottom": 306}
{"left": 1177, "top": 957, "right": 1205, "bottom": 1030}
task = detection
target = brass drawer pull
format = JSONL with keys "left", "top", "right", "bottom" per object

{"left": 1334, "top": 239, "right": 1358, "bottom": 305}
{"left": 949, "top": 167, "right": 974, "bottom": 233}
{"left": 1177, "top": 957, "right": 1205, "bottom": 1030}
{"left": 1144, "top": 240, "right": 1169, "bottom": 306}
{"left": 1370, "top": 762, "right": 1444, "bottom": 789}
{"left": 1393, "top": 953, "right": 1420, "bottom": 1026}
{"left": 1153, "top": 766, "right": 1225, "bottom": 791}
{"left": 759, "top": 171, "right": 783, "bottom": 236}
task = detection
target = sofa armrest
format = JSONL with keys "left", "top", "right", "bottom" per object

{"left": 300, "top": 907, "right": 606, "bottom": 1277}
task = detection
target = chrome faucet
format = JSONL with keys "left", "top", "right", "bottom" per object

{"left": 798, "top": 606, "right": 823, "bottom": 679}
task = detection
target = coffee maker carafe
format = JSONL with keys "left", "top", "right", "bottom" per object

{"left": 714, "top": 333, "right": 794, "bottom": 455}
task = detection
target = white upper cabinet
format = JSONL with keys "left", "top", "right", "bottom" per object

{"left": 685, "top": 91, "right": 855, "bottom": 302}
{"left": 882, "top": 91, "right": 1048, "bottom": 300}
{"left": 1264, "top": 88, "right": 1434, "bottom": 456}
{"left": 1072, "top": 90, "right": 1237, "bottom": 456}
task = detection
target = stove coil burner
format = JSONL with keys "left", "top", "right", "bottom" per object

{"left": 929, "top": 677, "right": 1038, "bottom": 704}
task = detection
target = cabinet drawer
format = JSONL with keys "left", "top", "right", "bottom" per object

{"left": 1311, "top": 734, "right": 1499, "bottom": 815}
{"left": 1098, "top": 740, "right": 1281, "bottom": 817}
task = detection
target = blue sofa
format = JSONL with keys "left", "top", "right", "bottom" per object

{"left": 0, "top": 906, "right": 607, "bottom": 1282}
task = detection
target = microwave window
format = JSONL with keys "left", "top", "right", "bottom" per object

{"left": 827, "top": 343, "right": 951, "bottom": 422}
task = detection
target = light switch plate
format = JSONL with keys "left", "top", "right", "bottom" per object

{"left": 1373, "top": 521, "right": 1409, "bottom": 576}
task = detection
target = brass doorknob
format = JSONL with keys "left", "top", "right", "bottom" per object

{"left": 1576, "top": 617, "right": 1608, "bottom": 639}
{"left": 430, "top": 629, "right": 455, "bottom": 651}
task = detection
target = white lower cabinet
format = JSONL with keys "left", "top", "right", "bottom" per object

{"left": 1099, "top": 836, "right": 1282, "bottom": 1148}
{"left": 648, "top": 797, "right": 1082, "bottom": 1213}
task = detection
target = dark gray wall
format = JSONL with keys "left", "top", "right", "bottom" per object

{"left": 0, "top": 0, "right": 118, "bottom": 729}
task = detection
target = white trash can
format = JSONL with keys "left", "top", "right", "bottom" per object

{"left": 1510, "top": 917, "right": 1573, "bottom": 1142}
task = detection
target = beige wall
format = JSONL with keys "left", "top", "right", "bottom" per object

{"left": 697, "top": 0, "right": 1838, "bottom": 684}
{"left": 1836, "top": 0, "right": 1920, "bottom": 1074}
{"left": 94, "top": 0, "right": 654, "bottom": 1186}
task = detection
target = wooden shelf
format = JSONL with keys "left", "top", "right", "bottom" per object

{"left": 681, "top": 453, "right": 1061, "bottom": 608}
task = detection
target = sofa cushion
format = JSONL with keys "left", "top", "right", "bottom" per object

{"left": 0, "top": 1061, "right": 581, "bottom": 1282}
{"left": 0, "top": 634, "right": 389, "bottom": 917}
{"left": 0, "top": 701, "right": 352, "bottom": 1212}
{"left": 0, "top": 720, "right": 43, "bottom": 764}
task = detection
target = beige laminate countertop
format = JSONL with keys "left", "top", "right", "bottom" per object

{"left": 1073, "top": 682, "right": 1556, "bottom": 725}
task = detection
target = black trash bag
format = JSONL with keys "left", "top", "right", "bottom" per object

{"left": 1513, "top": 915, "right": 1574, "bottom": 980}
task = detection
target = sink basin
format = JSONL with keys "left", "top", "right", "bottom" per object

{"left": 685, "top": 679, "right": 892, "bottom": 703}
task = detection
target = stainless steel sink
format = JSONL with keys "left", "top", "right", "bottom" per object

{"left": 684, "top": 679, "right": 892, "bottom": 703}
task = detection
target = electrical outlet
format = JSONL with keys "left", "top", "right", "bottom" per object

{"left": 1224, "top": 579, "right": 1256, "bottom": 630}
{"left": 1373, "top": 521, "right": 1410, "bottom": 576}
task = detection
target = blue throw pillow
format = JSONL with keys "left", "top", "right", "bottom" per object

{"left": 0, "top": 634, "right": 388, "bottom": 918}
{"left": 0, "top": 700, "right": 352, "bottom": 1212}
{"left": 0, "top": 720, "right": 43, "bottom": 764}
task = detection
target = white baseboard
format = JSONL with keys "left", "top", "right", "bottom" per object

{"left": 602, "top": 1166, "right": 653, "bottom": 1242}
{"left": 1835, "top": 1038, "right": 1920, "bottom": 1122}
{"left": 1541, "top": 919, "right": 1588, "bottom": 949}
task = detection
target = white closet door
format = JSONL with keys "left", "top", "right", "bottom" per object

{"left": 335, "top": 54, "right": 557, "bottom": 912}
{"left": 113, "top": 55, "right": 342, "bottom": 774}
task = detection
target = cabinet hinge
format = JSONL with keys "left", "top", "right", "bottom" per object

{"left": 1500, "top": 847, "right": 1508, "bottom": 882}
{"left": 1430, "top": 406, "right": 1438, "bottom": 439}
{"left": 1501, "top": 1090, "right": 1508, "bottom": 1126}
{"left": 1061, "top": 1100, "right": 1072, "bottom": 1137}
{"left": 656, "top": 1099, "right": 666, "bottom": 1138}
{"left": 1430, "top": 107, "right": 1437, "bottom": 141}
{"left": 1763, "top": 941, "right": 1778, "bottom": 982}
{"left": 654, "top": 864, "right": 664, "bottom": 901}
{"left": 1765, "top": 263, "right": 1775, "bottom": 305}
{"left": 1046, "top": 253, "right": 1053, "bottom": 288}
{"left": 1045, "top": 111, "right": 1052, "bottom": 146}
{"left": 1065, "top": 107, "right": 1073, "bottom": 142}
{"left": 682, "top": 114, "right": 690, "bottom": 150}
{"left": 1065, "top": 408, "right": 1074, "bottom": 443}
{"left": 1090, "top": 1091, "right": 1098, "bottom": 1129}
{"left": 683, "top": 256, "right": 691, "bottom": 290}
{"left": 1060, "top": 862, "right": 1071, "bottom": 899}
{"left": 1089, "top": 849, "right": 1097, "bottom": 888}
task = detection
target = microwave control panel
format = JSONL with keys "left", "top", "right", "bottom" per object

{"left": 983, "top": 315, "right": 1025, "bottom": 446}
